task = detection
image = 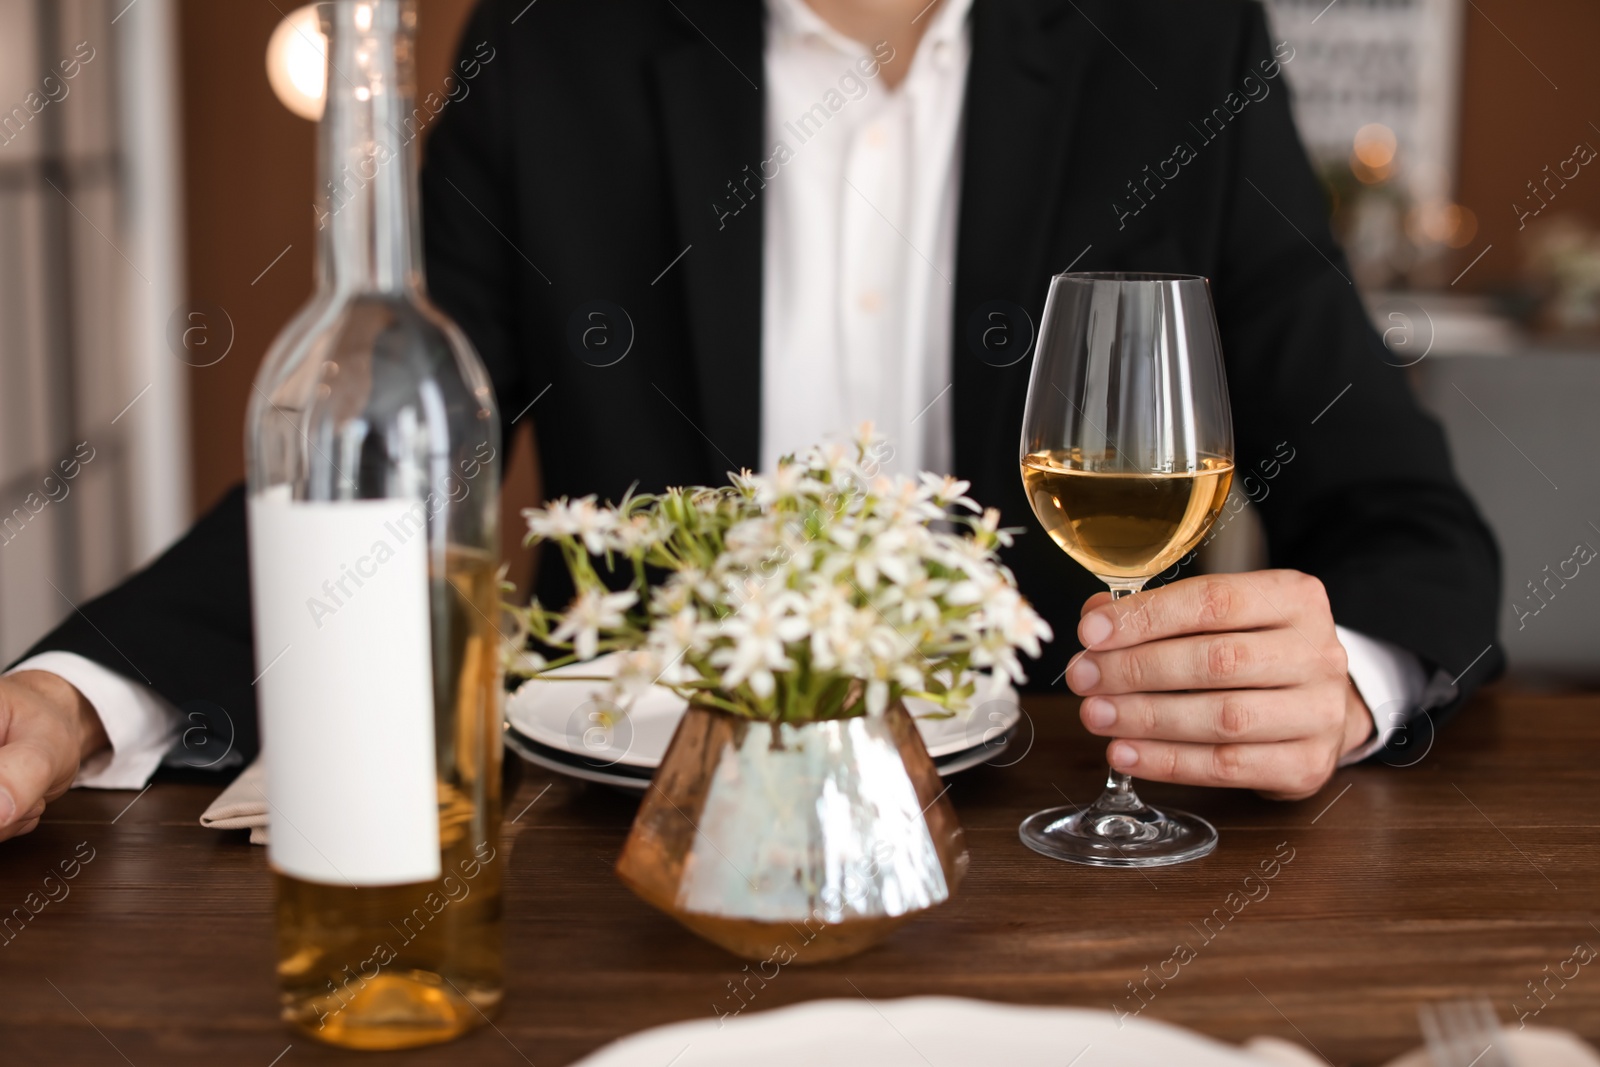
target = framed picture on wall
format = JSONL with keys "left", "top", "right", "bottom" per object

{"left": 1265, "top": 0, "right": 1468, "bottom": 286}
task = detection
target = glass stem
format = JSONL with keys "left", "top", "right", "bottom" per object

{"left": 1090, "top": 584, "right": 1150, "bottom": 817}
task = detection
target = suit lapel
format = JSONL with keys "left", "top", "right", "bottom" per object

{"left": 652, "top": 0, "right": 767, "bottom": 475}
{"left": 650, "top": 0, "right": 1102, "bottom": 480}
{"left": 953, "top": 0, "right": 1100, "bottom": 484}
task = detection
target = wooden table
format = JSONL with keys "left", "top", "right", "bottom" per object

{"left": 4, "top": 687, "right": 1597, "bottom": 1066}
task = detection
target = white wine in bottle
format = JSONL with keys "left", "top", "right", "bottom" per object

{"left": 1021, "top": 448, "right": 1233, "bottom": 580}
{"left": 244, "top": 0, "right": 503, "bottom": 1049}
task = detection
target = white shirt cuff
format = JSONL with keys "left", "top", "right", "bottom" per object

{"left": 1334, "top": 624, "right": 1428, "bottom": 766}
{"left": 6, "top": 651, "right": 182, "bottom": 790}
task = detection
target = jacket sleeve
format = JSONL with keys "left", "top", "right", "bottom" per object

{"left": 11, "top": 485, "right": 259, "bottom": 775}
{"left": 1210, "top": 2, "right": 1504, "bottom": 734}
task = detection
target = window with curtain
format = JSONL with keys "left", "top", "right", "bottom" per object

{"left": 0, "top": 0, "right": 187, "bottom": 664}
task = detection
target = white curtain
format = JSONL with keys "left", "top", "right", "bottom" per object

{"left": 0, "top": 0, "right": 188, "bottom": 663}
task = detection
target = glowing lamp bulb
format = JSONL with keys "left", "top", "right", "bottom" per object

{"left": 266, "top": 5, "right": 327, "bottom": 122}
{"left": 1352, "top": 123, "right": 1397, "bottom": 170}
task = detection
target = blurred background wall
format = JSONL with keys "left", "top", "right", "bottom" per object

{"left": 2, "top": 0, "right": 1598, "bottom": 677}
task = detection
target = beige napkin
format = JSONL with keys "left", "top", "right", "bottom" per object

{"left": 198, "top": 758, "right": 269, "bottom": 845}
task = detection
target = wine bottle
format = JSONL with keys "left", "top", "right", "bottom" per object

{"left": 244, "top": 0, "right": 503, "bottom": 1049}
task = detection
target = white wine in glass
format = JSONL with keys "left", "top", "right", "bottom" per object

{"left": 1017, "top": 272, "right": 1234, "bottom": 867}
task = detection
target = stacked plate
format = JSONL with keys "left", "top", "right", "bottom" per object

{"left": 504, "top": 654, "right": 1026, "bottom": 791}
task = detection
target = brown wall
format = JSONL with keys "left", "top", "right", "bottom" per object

{"left": 1453, "top": 0, "right": 1600, "bottom": 290}
{"left": 179, "top": 0, "right": 313, "bottom": 516}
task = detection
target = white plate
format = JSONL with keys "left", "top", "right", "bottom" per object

{"left": 571, "top": 996, "right": 1305, "bottom": 1067}
{"left": 503, "top": 719, "right": 1020, "bottom": 793}
{"left": 505, "top": 653, "right": 1021, "bottom": 770}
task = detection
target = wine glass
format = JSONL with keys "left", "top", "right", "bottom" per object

{"left": 1017, "top": 272, "right": 1235, "bottom": 867}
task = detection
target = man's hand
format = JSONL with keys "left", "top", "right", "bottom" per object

{"left": 1066, "top": 570, "right": 1373, "bottom": 801}
{"left": 0, "top": 672, "right": 107, "bottom": 841}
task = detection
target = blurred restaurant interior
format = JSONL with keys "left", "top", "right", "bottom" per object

{"left": 2, "top": 0, "right": 1599, "bottom": 679}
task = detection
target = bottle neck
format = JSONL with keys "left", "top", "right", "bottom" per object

{"left": 315, "top": 0, "right": 422, "bottom": 296}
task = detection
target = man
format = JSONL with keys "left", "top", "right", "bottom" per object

{"left": 0, "top": 0, "right": 1501, "bottom": 842}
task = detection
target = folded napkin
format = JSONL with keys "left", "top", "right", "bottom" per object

{"left": 198, "top": 758, "right": 269, "bottom": 845}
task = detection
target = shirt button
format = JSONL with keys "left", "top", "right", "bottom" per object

{"left": 932, "top": 40, "right": 952, "bottom": 68}
{"left": 858, "top": 289, "right": 884, "bottom": 313}
{"left": 865, "top": 124, "right": 887, "bottom": 148}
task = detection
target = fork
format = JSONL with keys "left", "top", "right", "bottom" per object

{"left": 1418, "top": 998, "right": 1517, "bottom": 1067}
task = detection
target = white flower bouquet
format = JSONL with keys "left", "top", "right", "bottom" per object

{"left": 512, "top": 428, "right": 1053, "bottom": 723}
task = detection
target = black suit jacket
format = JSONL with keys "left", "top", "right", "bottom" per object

{"left": 22, "top": 0, "right": 1502, "bottom": 773}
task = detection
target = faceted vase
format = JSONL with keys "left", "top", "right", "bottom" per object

{"left": 615, "top": 701, "right": 968, "bottom": 963}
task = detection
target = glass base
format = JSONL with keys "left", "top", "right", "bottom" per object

{"left": 1019, "top": 803, "right": 1218, "bottom": 867}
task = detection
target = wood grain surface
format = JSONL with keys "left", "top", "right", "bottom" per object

{"left": 1, "top": 687, "right": 1594, "bottom": 1065}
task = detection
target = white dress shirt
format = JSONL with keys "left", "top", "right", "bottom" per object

{"left": 9, "top": 0, "right": 1427, "bottom": 788}
{"left": 760, "top": 0, "right": 972, "bottom": 477}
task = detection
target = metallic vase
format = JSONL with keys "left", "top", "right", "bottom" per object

{"left": 615, "top": 701, "right": 968, "bottom": 962}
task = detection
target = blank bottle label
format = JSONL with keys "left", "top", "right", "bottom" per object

{"left": 248, "top": 494, "right": 441, "bottom": 886}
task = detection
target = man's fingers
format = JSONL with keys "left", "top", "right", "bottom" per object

{"left": 1080, "top": 689, "right": 1327, "bottom": 744}
{"left": 0, "top": 813, "right": 43, "bottom": 843}
{"left": 1076, "top": 571, "right": 1330, "bottom": 650}
{"left": 1068, "top": 628, "right": 1313, "bottom": 694}
{"left": 0, "top": 675, "right": 95, "bottom": 845}
{"left": 0, "top": 798, "right": 46, "bottom": 842}
{"left": 0, "top": 740, "right": 59, "bottom": 832}
{"left": 1106, "top": 736, "right": 1335, "bottom": 797}
{"left": 1080, "top": 591, "right": 1114, "bottom": 618}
